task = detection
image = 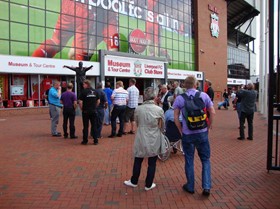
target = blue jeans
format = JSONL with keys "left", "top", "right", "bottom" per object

{"left": 104, "top": 104, "right": 113, "bottom": 125}
{"left": 182, "top": 132, "right": 211, "bottom": 191}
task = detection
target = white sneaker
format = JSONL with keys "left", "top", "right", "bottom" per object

{"left": 124, "top": 180, "right": 137, "bottom": 188}
{"left": 145, "top": 183, "right": 156, "bottom": 191}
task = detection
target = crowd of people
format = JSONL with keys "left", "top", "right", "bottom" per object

{"left": 49, "top": 78, "right": 140, "bottom": 145}
{"left": 47, "top": 76, "right": 257, "bottom": 195}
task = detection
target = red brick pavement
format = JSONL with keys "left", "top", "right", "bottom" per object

{"left": 0, "top": 107, "right": 280, "bottom": 209}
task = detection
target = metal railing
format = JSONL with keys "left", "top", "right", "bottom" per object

{"left": 267, "top": 0, "right": 280, "bottom": 171}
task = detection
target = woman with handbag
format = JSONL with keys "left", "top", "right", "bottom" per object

{"left": 124, "top": 87, "right": 165, "bottom": 191}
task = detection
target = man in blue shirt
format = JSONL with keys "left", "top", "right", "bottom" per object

{"left": 103, "top": 82, "right": 113, "bottom": 125}
{"left": 48, "top": 80, "right": 63, "bottom": 137}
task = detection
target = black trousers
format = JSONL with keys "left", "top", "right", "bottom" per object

{"left": 96, "top": 108, "right": 105, "bottom": 138}
{"left": 239, "top": 111, "right": 254, "bottom": 139}
{"left": 131, "top": 156, "right": 158, "bottom": 188}
{"left": 82, "top": 111, "right": 98, "bottom": 143}
{"left": 110, "top": 105, "right": 126, "bottom": 135}
{"left": 63, "top": 108, "right": 76, "bottom": 137}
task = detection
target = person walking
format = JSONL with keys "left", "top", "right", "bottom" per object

{"left": 173, "top": 76, "right": 215, "bottom": 196}
{"left": 205, "top": 79, "right": 214, "bottom": 102}
{"left": 124, "top": 87, "right": 165, "bottom": 191}
{"left": 124, "top": 78, "right": 139, "bottom": 135}
{"left": 236, "top": 83, "right": 257, "bottom": 140}
{"left": 104, "top": 82, "right": 113, "bottom": 125}
{"left": 48, "top": 80, "right": 63, "bottom": 137}
{"left": 95, "top": 82, "right": 108, "bottom": 139}
{"left": 109, "top": 81, "right": 128, "bottom": 138}
{"left": 60, "top": 83, "right": 78, "bottom": 139}
{"left": 79, "top": 80, "right": 100, "bottom": 145}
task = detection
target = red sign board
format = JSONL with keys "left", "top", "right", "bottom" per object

{"left": 129, "top": 29, "right": 149, "bottom": 54}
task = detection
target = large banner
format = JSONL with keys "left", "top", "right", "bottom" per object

{"left": 0, "top": 0, "right": 195, "bottom": 70}
{"left": 0, "top": 55, "right": 100, "bottom": 76}
{"left": 104, "top": 55, "right": 165, "bottom": 78}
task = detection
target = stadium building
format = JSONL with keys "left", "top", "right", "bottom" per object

{"left": 226, "top": 0, "right": 260, "bottom": 90}
{"left": 0, "top": 0, "right": 258, "bottom": 108}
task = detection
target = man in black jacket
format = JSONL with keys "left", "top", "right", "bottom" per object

{"left": 79, "top": 80, "right": 100, "bottom": 145}
{"left": 236, "top": 83, "right": 257, "bottom": 140}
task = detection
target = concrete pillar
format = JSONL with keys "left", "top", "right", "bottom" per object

{"left": 259, "top": 0, "right": 268, "bottom": 117}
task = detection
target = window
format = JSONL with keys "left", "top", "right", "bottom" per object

{"left": 0, "top": 0, "right": 195, "bottom": 69}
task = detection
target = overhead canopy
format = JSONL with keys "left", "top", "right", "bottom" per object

{"left": 227, "top": 0, "right": 260, "bottom": 45}
{"left": 229, "top": 30, "right": 255, "bottom": 45}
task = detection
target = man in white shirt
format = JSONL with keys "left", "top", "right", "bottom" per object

{"left": 124, "top": 78, "right": 139, "bottom": 134}
{"left": 109, "top": 81, "right": 128, "bottom": 138}
{"left": 173, "top": 81, "right": 183, "bottom": 99}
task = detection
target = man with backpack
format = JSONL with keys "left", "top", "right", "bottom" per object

{"left": 173, "top": 76, "right": 215, "bottom": 196}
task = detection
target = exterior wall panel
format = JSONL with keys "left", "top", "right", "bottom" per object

{"left": 195, "top": 0, "right": 228, "bottom": 93}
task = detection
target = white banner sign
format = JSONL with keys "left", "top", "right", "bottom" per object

{"left": 104, "top": 55, "right": 165, "bottom": 78}
{"left": 0, "top": 55, "right": 100, "bottom": 76}
{"left": 167, "top": 69, "right": 203, "bottom": 80}
{"left": 227, "top": 78, "right": 251, "bottom": 85}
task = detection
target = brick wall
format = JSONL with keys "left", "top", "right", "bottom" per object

{"left": 194, "top": 0, "right": 228, "bottom": 96}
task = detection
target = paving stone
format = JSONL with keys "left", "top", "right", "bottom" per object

{"left": 0, "top": 107, "right": 280, "bottom": 208}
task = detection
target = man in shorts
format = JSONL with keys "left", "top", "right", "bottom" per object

{"left": 123, "top": 79, "right": 139, "bottom": 135}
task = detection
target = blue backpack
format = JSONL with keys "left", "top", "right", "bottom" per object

{"left": 181, "top": 92, "right": 208, "bottom": 130}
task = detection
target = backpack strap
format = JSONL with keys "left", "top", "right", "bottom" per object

{"left": 194, "top": 91, "right": 201, "bottom": 99}
{"left": 180, "top": 93, "right": 188, "bottom": 101}
{"left": 179, "top": 93, "right": 188, "bottom": 120}
{"left": 180, "top": 91, "right": 200, "bottom": 101}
